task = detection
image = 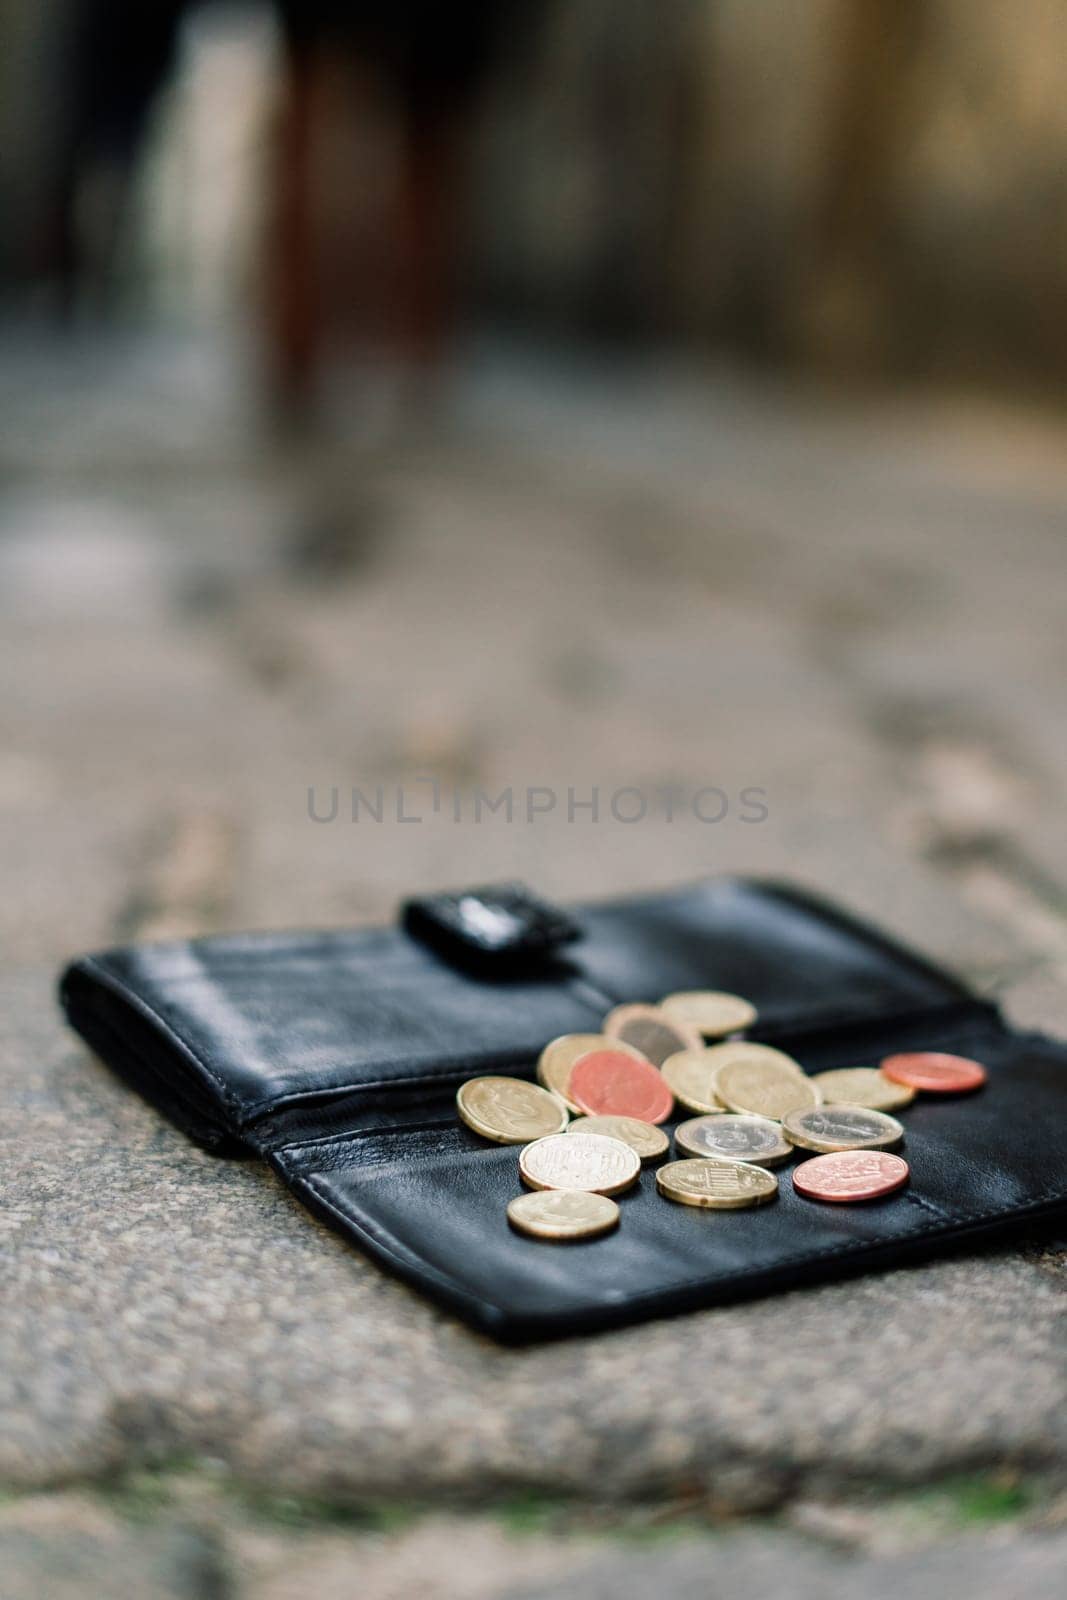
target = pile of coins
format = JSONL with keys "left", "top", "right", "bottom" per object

{"left": 455, "top": 989, "right": 989, "bottom": 1241}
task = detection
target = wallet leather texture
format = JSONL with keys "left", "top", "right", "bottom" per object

{"left": 58, "top": 878, "right": 1067, "bottom": 1341}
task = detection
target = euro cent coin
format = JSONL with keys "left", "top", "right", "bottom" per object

{"left": 709, "top": 1043, "right": 820, "bottom": 1121}
{"left": 660, "top": 1049, "right": 727, "bottom": 1114}
{"left": 506, "top": 1189, "right": 620, "bottom": 1241}
{"left": 660, "top": 991, "right": 757, "bottom": 1038}
{"left": 656, "top": 1157, "right": 778, "bottom": 1209}
{"left": 792, "top": 1150, "right": 909, "bottom": 1202}
{"left": 537, "top": 1032, "right": 645, "bottom": 1112}
{"left": 809, "top": 1066, "right": 915, "bottom": 1112}
{"left": 570, "top": 1049, "right": 674, "bottom": 1124}
{"left": 456, "top": 1076, "right": 568, "bottom": 1144}
{"left": 519, "top": 1132, "right": 641, "bottom": 1195}
{"left": 880, "top": 1051, "right": 987, "bottom": 1093}
{"left": 782, "top": 1104, "right": 904, "bottom": 1153}
{"left": 567, "top": 1115, "right": 669, "bottom": 1163}
{"left": 603, "top": 1003, "right": 703, "bottom": 1065}
{"left": 674, "top": 1113, "right": 792, "bottom": 1167}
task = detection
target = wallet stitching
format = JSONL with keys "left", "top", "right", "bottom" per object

{"left": 296, "top": 1166, "right": 1067, "bottom": 1320}
{"left": 271, "top": 1119, "right": 466, "bottom": 1157}
{"left": 902, "top": 1191, "right": 957, "bottom": 1223}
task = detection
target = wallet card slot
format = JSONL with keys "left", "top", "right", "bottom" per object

{"left": 254, "top": 1004, "right": 1008, "bottom": 1155}
{"left": 273, "top": 1122, "right": 475, "bottom": 1176}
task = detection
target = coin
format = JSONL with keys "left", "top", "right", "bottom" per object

{"left": 656, "top": 1157, "right": 778, "bottom": 1209}
{"left": 602, "top": 1003, "right": 703, "bottom": 1066}
{"left": 792, "top": 1150, "right": 909, "bottom": 1202}
{"left": 880, "top": 1051, "right": 987, "bottom": 1093}
{"left": 519, "top": 1132, "right": 641, "bottom": 1195}
{"left": 506, "top": 1189, "right": 620, "bottom": 1241}
{"left": 674, "top": 1113, "right": 792, "bottom": 1166}
{"left": 708, "top": 1038, "right": 807, "bottom": 1076}
{"left": 569, "top": 1049, "right": 674, "bottom": 1124}
{"left": 809, "top": 1066, "right": 915, "bottom": 1112}
{"left": 456, "top": 1076, "right": 568, "bottom": 1144}
{"left": 660, "top": 991, "right": 757, "bottom": 1038}
{"left": 660, "top": 1049, "right": 727, "bottom": 1113}
{"left": 568, "top": 1115, "right": 669, "bottom": 1162}
{"left": 537, "top": 1033, "right": 646, "bottom": 1113}
{"left": 709, "top": 1043, "right": 820, "bottom": 1120}
{"left": 782, "top": 1104, "right": 904, "bottom": 1153}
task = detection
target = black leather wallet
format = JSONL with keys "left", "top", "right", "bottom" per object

{"left": 58, "top": 878, "right": 1067, "bottom": 1341}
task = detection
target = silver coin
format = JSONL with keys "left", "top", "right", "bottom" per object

{"left": 674, "top": 1113, "right": 792, "bottom": 1167}
{"left": 782, "top": 1104, "right": 904, "bottom": 1153}
{"left": 518, "top": 1132, "right": 641, "bottom": 1195}
{"left": 602, "top": 1004, "right": 702, "bottom": 1066}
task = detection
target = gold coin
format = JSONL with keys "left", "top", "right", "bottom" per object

{"left": 656, "top": 1157, "right": 778, "bottom": 1210}
{"left": 660, "top": 1049, "right": 727, "bottom": 1113}
{"left": 809, "top": 1067, "right": 916, "bottom": 1112}
{"left": 519, "top": 1132, "right": 640, "bottom": 1195}
{"left": 782, "top": 1104, "right": 904, "bottom": 1153}
{"left": 507, "top": 1189, "right": 619, "bottom": 1241}
{"left": 457, "top": 1076, "right": 568, "bottom": 1144}
{"left": 537, "top": 1033, "right": 645, "bottom": 1112}
{"left": 709, "top": 1043, "right": 820, "bottom": 1121}
{"left": 707, "top": 1040, "right": 807, "bottom": 1077}
{"left": 674, "top": 1113, "right": 792, "bottom": 1167}
{"left": 660, "top": 991, "right": 757, "bottom": 1038}
{"left": 568, "top": 1115, "right": 669, "bottom": 1163}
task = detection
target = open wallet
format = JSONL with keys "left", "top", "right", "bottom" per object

{"left": 58, "top": 878, "right": 1067, "bottom": 1341}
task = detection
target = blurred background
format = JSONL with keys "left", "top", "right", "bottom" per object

{"left": 2, "top": 0, "right": 1067, "bottom": 980}
{"left": 7, "top": 0, "right": 1067, "bottom": 380}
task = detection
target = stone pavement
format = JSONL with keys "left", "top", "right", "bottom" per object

{"left": 2, "top": 329, "right": 1066, "bottom": 1592}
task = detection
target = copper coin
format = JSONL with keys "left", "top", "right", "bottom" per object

{"left": 569, "top": 1049, "right": 674, "bottom": 1124}
{"left": 602, "top": 1004, "right": 703, "bottom": 1066}
{"left": 537, "top": 1032, "right": 645, "bottom": 1113}
{"left": 792, "top": 1150, "right": 909, "bottom": 1203}
{"left": 880, "top": 1051, "right": 987, "bottom": 1093}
